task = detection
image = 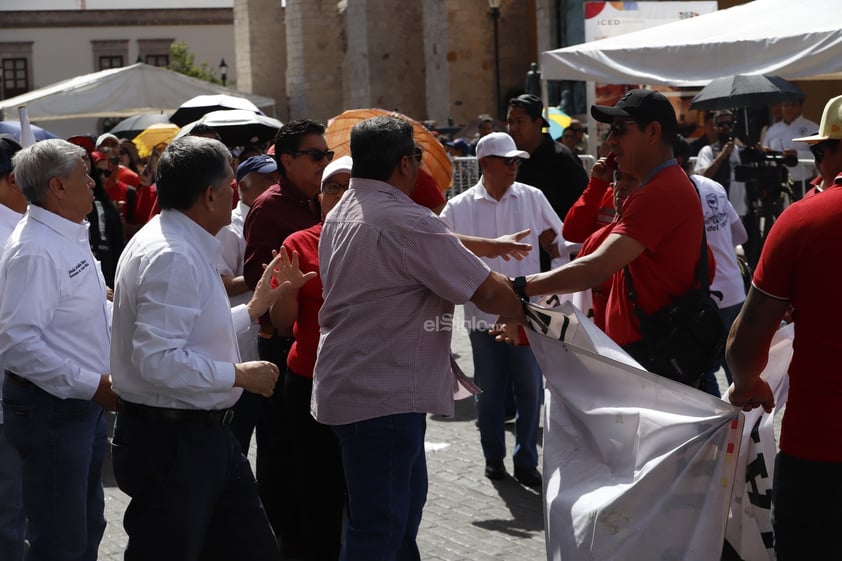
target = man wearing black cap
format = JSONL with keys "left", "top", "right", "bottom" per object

{"left": 507, "top": 94, "right": 588, "bottom": 271}
{"left": 0, "top": 134, "right": 25, "bottom": 561}
{"left": 509, "top": 90, "right": 706, "bottom": 382}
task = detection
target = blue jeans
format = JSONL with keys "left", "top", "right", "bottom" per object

{"left": 469, "top": 330, "right": 542, "bottom": 468}
{"left": 333, "top": 413, "right": 427, "bottom": 561}
{"left": 2, "top": 378, "right": 106, "bottom": 561}
{"left": 0, "top": 421, "right": 25, "bottom": 561}
{"left": 701, "top": 302, "right": 743, "bottom": 397}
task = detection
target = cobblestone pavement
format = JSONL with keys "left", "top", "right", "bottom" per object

{"left": 98, "top": 306, "right": 547, "bottom": 560}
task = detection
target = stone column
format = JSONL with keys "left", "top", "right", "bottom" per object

{"left": 233, "top": 0, "right": 287, "bottom": 121}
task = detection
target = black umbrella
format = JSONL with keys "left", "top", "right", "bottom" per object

{"left": 689, "top": 74, "right": 804, "bottom": 111}
{"left": 170, "top": 94, "right": 263, "bottom": 127}
{"left": 109, "top": 112, "right": 171, "bottom": 140}
{"left": 175, "top": 110, "right": 282, "bottom": 146}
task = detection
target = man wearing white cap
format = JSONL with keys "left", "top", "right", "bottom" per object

{"left": 269, "top": 155, "right": 352, "bottom": 561}
{"left": 440, "top": 132, "right": 569, "bottom": 488}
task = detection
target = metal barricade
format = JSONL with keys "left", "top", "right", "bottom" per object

{"left": 448, "top": 154, "right": 598, "bottom": 199}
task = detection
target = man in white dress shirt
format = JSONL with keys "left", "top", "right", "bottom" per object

{"left": 217, "top": 154, "right": 279, "bottom": 363}
{"left": 0, "top": 134, "right": 25, "bottom": 561}
{"left": 110, "top": 136, "right": 301, "bottom": 560}
{"left": 439, "top": 132, "right": 569, "bottom": 488}
{"left": 762, "top": 96, "right": 819, "bottom": 199}
{"left": 0, "top": 139, "right": 118, "bottom": 561}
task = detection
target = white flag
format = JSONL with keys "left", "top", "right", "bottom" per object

{"left": 17, "top": 105, "right": 36, "bottom": 147}
{"left": 724, "top": 323, "right": 792, "bottom": 561}
{"left": 526, "top": 301, "right": 743, "bottom": 561}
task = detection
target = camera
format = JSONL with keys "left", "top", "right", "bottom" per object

{"left": 734, "top": 146, "right": 797, "bottom": 190}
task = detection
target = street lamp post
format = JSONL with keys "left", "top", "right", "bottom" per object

{"left": 488, "top": 0, "right": 502, "bottom": 119}
{"left": 219, "top": 58, "right": 228, "bottom": 87}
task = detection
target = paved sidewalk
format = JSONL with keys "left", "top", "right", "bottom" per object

{"left": 98, "top": 305, "right": 547, "bottom": 560}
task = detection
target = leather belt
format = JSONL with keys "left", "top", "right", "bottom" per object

{"left": 117, "top": 399, "right": 234, "bottom": 426}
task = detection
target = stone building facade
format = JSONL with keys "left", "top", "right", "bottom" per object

{"left": 235, "top": 0, "right": 550, "bottom": 127}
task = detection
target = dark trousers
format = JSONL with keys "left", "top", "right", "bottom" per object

{"left": 111, "top": 405, "right": 279, "bottom": 561}
{"left": 772, "top": 452, "right": 842, "bottom": 560}
{"left": 229, "top": 335, "right": 292, "bottom": 550}
{"left": 283, "top": 369, "right": 346, "bottom": 560}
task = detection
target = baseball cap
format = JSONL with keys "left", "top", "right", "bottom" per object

{"left": 236, "top": 154, "right": 277, "bottom": 183}
{"left": 475, "top": 132, "right": 530, "bottom": 161}
{"left": 0, "top": 134, "right": 23, "bottom": 175}
{"left": 67, "top": 135, "right": 96, "bottom": 156}
{"left": 96, "top": 133, "right": 120, "bottom": 149}
{"left": 322, "top": 155, "right": 352, "bottom": 185}
{"left": 509, "top": 94, "right": 551, "bottom": 128}
{"left": 792, "top": 94, "right": 842, "bottom": 143}
{"left": 591, "top": 89, "right": 678, "bottom": 137}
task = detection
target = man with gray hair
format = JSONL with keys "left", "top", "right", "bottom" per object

{"left": 312, "top": 116, "right": 525, "bottom": 560}
{"left": 110, "top": 136, "right": 296, "bottom": 560}
{"left": 0, "top": 138, "right": 118, "bottom": 561}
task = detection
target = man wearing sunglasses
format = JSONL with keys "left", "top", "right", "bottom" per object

{"left": 505, "top": 90, "right": 707, "bottom": 384}
{"left": 440, "top": 132, "right": 569, "bottom": 488}
{"left": 695, "top": 110, "right": 749, "bottom": 222}
{"left": 793, "top": 95, "right": 842, "bottom": 197}
{"left": 240, "top": 118, "right": 330, "bottom": 557}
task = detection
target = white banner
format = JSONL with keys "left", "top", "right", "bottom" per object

{"left": 527, "top": 300, "right": 743, "bottom": 561}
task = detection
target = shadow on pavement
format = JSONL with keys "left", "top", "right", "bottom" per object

{"left": 472, "top": 478, "right": 544, "bottom": 538}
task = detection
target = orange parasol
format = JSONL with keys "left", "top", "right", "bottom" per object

{"left": 325, "top": 108, "right": 452, "bottom": 191}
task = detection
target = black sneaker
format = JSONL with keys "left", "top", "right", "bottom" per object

{"left": 514, "top": 466, "right": 542, "bottom": 488}
{"left": 484, "top": 460, "right": 508, "bottom": 480}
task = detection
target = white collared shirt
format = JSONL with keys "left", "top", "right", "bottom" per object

{"left": 0, "top": 202, "right": 24, "bottom": 422}
{"left": 216, "top": 200, "right": 259, "bottom": 361}
{"left": 0, "top": 205, "right": 109, "bottom": 400}
{"left": 440, "top": 179, "right": 569, "bottom": 327}
{"left": 763, "top": 114, "right": 819, "bottom": 181}
{"left": 111, "top": 210, "right": 251, "bottom": 410}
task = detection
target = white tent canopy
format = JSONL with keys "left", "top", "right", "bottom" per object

{"left": 541, "top": 0, "right": 842, "bottom": 87}
{"left": 0, "top": 63, "right": 276, "bottom": 121}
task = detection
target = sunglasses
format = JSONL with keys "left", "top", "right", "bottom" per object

{"left": 96, "top": 168, "right": 112, "bottom": 177}
{"left": 715, "top": 121, "right": 734, "bottom": 128}
{"left": 608, "top": 120, "right": 639, "bottom": 137}
{"left": 411, "top": 146, "right": 424, "bottom": 163}
{"left": 490, "top": 156, "right": 523, "bottom": 168}
{"left": 291, "top": 149, "right": 335, "bottom": 163}
{"left": 810, "top": 141, "right": 838, "bottom": 161}
{"left": 321, "top": 180, "right": 350, "bottom": 196}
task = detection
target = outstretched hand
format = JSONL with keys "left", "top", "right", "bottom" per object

{"left": 247, "top": 248, "right": 317, "bottom": 321}
{"left": 490, "top": 229, "right": 532, "bottom": 261}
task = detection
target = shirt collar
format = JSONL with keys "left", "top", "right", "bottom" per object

{"left": 28, "top": 204, "right": 90, "bottom": 243}
{"left": 351, "top": 177, "right": 415, "bottom": 203}
{"left": 0, "top": 202, "right": 23, "bottom": 229}
{"left": 160, "top": 209, "right": 222, "bottom": 258}
{"left": 474, "top": 179, "right": 518, "bottom": 202}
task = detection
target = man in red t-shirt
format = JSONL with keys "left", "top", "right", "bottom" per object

{"left": 513, "top": 90, "right": 706, "bottom": 384}
{"left": 726, "top": 99, "right": 842, "bottom": 561}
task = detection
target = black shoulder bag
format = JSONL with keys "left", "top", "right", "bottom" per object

{"left": 621, "top": 182, "right": 726, "bottom": 389}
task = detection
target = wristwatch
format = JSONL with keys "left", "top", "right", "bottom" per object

{"left": 511, "top": 276, "right": 528, "bottom": 300}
